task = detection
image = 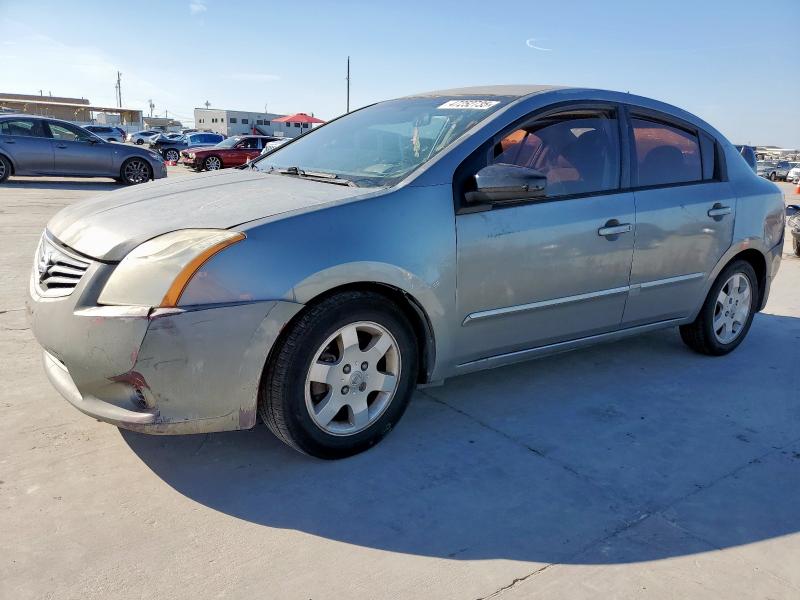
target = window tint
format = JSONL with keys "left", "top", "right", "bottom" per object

{"left": 492, "top": 111, "right": 620, "bottom": 197}
{"left": 238, "top": 137, "right": 260, "bottom": 149}
{"left": 0, "top": 119, "right": 41, "bottom": 137}
{"left": 47, "top": 122, "right": 93, "bottom": 142}
{"left": 631, "top": 118, "right": 702, "bottom": 186}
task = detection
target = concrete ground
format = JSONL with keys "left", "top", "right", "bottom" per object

{"left": 1, "top": 172, "right": 799, "bottom": 600}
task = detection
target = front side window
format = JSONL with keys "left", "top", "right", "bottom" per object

{"left": 238, "top": 137, "right": 260, "bottom": 149}
{"left": 47, "top": 122, "right": 94, "bottom": 142}
{"left": 631, "top": 117, "right": 701, "bottom": 186}
{"left": 492, "top": 110, "right": 620, "bottom": 197}
{"left": 0, "top": 119, "right": 41, "bottom": 137}
{"left": 257, "top": 95, "right": 513, "bottom": 187}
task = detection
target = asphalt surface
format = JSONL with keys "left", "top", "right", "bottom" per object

{"left": 1, "top": 172, "right": 799, "bottom": 599}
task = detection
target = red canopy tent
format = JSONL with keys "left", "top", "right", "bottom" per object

{"left": 271, "top": 112, "right": 325, "bottom": 124}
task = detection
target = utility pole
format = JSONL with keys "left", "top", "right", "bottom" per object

{"left": 115, "top": 71, "right": 122, "bottom": 108}
{"left": 148, "top": 99, "right": 154, "bottom": 117}
{"left": 204, "top": 100, "right": 211, "bottom": 109}
{"left": 346, "top": 56, "right": 350, "bottom": 113}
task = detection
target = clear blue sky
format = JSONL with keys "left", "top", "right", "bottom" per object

{"left": 1, "top": 0, "right": 798, "bottom": 146}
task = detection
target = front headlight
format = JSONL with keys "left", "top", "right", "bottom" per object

{"left": 188, "top": 153, "right": 195, "bottom": 159}
{"left": 98, "top": 229, "right": 245, "bottom": 307}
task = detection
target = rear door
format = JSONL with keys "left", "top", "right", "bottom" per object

{"left": 0, "top": 118, "right": 54, "bottom": 174}
{"left": 46, "top": 121, "right": 114, "bottom": 176}
{"left": 621, "top": 109, "right": 734, "bottom": 326}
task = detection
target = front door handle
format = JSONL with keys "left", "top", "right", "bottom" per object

{"left": 707, "top": 203, "right": 731, "bottom": 219}
{"left": 598, "top": 220, "right": 632, "bottom": 238}
{"left": 2, "top": 139, "right": 15, "bottom": 144}
{"left": 56, "top": 144, "right": 67, "bottom": 149}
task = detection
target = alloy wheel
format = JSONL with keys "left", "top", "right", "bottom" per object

{"left": 304, "top": 321, "right": 401, "bottom": 436}
{"left": 0, "top": 160, "right": 6, "bottom": 181}
{"left": 205, "top": 156, "right": 222, "bottom": 170}
{"left": 165, "top": 149, "right": 179, "bottom": 162}
{"left": 123, "top": 159, "right": 150, "bottom": 184}
{"left": 713, "top": 272, "right": 751, "bottom": 344}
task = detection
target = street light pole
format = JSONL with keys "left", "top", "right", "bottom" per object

{"left": 346, "top": 56, "right": 350, "bottom": 113}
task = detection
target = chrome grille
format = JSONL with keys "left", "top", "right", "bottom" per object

{"left": 35, "top": 234, "right": 90, "bottom": 297}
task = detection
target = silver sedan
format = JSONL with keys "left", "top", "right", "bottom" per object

{"left": 27, "top": 85, "right": 784, "bottom": 458}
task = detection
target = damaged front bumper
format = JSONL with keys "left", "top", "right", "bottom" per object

{"left": 27, "top": 253, "right": 303, "bottom": 434}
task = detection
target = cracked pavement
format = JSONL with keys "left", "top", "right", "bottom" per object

{"left": 1, "top": 174, "right": 799, "bottom": 599}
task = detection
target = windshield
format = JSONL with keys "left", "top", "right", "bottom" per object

{"left": 215, "top": 136, "right": 243, "bottom": 149}
{"left": 255, "top": 96, "right": 514, "bottom": 186}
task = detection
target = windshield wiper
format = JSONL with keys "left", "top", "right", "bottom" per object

{"left": 275, "top": 166, "right": 358, "bottom": 186}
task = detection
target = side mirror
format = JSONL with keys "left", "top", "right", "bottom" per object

{"left": 465, "top": 163, "right": 547, "bottom": 205}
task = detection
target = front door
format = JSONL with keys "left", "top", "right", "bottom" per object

{"left": 0, "top": 118, "right": 54, "bottom": 174}
{"left": 46, "top": 121, "right": 113, "bottom": 176}
{"left": 455, "top": 106, "right": 635, "bottom": 365}
{"left": 621, "top": 114, "right": 735, "bottom": 326}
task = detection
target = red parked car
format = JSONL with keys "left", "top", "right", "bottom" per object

{"left": 180, "top": 135, "right": 278, "bottom": 171}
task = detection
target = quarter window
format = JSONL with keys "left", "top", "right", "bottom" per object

{"left": 631, "top": 118, "right": 702, "bottom": 186}
{"left": 492, "top": 111, "right": 621, "bottom": 197}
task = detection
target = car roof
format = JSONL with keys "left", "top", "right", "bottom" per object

{"left": 406, "top": 84, "right": 567, "bottom": 98}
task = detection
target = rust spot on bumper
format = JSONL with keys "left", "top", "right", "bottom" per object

{"left": 110, "top": 370, "right": 150, "bottom": 390}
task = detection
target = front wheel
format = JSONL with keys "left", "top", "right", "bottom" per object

{"left": 135, "top": 139, "right": 144, "bottom": 145}
{"left": 679, "top": 260, "right": 758, "bottom": 356}
{"left": 260, "top": 291, "right": 418, "bottom": 459}
{"left": 793, "top": 236, "right": 800, "bottom": 257}
{"left": 204, "top": 155, "right": 222, "bottom": 170}
{"left": 120, "top": 157, "right": 152, "bottom": 185}
{"left": 164, "top": 149, "right": 180, "bottom": 162}
{"left": 769, "top": 172, "right": 777, "bottom": 181}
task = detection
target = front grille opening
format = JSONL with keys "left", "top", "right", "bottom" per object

{"left": 36, "top": 235, "right": 90, "bottom": 297}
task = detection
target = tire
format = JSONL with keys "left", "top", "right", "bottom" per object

{"left": 135, "top": 139, "right": 144, "bottom": 145}
{"left": 164, "top": 149, "right": 180, "bottom": 162}
{"left": 120, "top": 157, "right": 152, "bottom": 185}
{"left": 793, "top": 236, "right": 800, "bottom": 257}
{"left": 204, "top": 155, "right": 223, "bottom": 171}
{"left": 679, "top": 260, "right": 758, "bottom": 356}
{"left": 0, "top": 155, "right": 10, "bottom": 183}
{"left": 769, "top": 172, "right": 777, "bottom": 181}
{"left": 260, "top": 291, "right": 418, "bottom": 459}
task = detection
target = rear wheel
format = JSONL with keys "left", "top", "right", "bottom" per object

{"left": 135, "top": 139, "right": 144, "bottom": 145}
{"left": 769, "top": 172, "right": 777, "bottom": 181}
{"left": 0, "top": 155, "right": 10, "bottom": 183}
{"left": 793, "top": 236, "right": 800, "bottom": 257}
{"left": 260, "top": 291, "right": 418, "bottom": 459}
{"left": 679, "top": 260, "right": 758, "bottom": 356}
{"left": 204, "top": 155, "right": 222, "bottom": 171}
{"left": 164, "top": 149, "right": 180, "bottom": 162}
{"left": 120, "top": 158, "right": 151, "bottom": 185}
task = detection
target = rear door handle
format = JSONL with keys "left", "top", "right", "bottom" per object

{"left": 707, "top": 204, "right": 731, "bottom": 219}
{"left": 598, "top": 222, "right": 632, "bottom": 237}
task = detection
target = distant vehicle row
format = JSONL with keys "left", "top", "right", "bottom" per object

{"left": 756, "top": 159, "right": 795, "bottom": 181}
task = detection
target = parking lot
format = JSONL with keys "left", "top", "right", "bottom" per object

{"left": 1, "top": 173, "right": 799, "bottom": 599}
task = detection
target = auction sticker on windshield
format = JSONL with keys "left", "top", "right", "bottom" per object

{"left": 437, "top": 100, "right": 501, "bottom": 110}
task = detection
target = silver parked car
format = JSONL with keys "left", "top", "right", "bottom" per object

{"left": 127, "top": 130, "right": 162, "bottom": 145}
{"left": 0, "top": 115, "right": 167, "bottom": 185}
{"left": 27, "top": 86, "right": 784, "bottom": 458}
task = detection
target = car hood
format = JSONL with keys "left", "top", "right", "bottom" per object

{"left": 47, "top": 169, "right": 376, "bottom": 261}
{"left": 186, "top": 145, "right": 223, "bottom": 154}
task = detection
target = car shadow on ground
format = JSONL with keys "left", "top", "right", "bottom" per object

{"left": 122, "top": 313, "right": 800, "bottom": 564}
{"left": 5, "top": 177, "right": 121, "bottom": 191}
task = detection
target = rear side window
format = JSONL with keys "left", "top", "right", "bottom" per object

{"left": 631, "top": 118, "right": 702, "bottom": 186}
{"left": 492, "top": 110, "right": 621, "bottom": 197}
{"left": 0, "top": 119, "right": 41, "bottom": 137}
